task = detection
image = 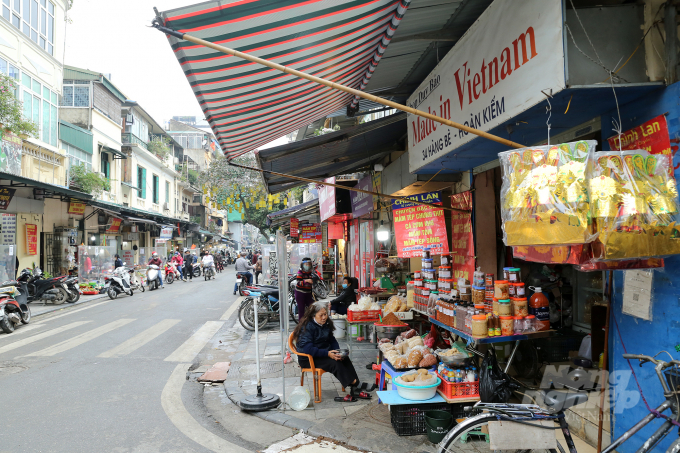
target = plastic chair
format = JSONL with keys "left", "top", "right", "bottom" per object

{"left": 288, "top": 333, "right": 344, "bottom": 403}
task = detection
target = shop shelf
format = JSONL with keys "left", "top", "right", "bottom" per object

{"left": 437, "top": 374, "right": 480, "bottom": 400}
{"left": 347, "top": 309, "right": 381, "bottom": 322}
{"left": 390, "top": 402, "right": 450, "bottom": 436}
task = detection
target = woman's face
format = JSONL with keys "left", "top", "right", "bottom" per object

{"left": 314, "top": 308, "right": 328, "bottom": 325}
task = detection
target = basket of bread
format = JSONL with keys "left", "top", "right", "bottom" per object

{"left": 393, "top": 368, "right": 441, "bottom": 400}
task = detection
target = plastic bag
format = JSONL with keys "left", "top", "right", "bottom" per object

{"left": 395, "top": 369, "right": 438, "bottom": 387}
{"left": 499, "top": 140, "right": 597, "bottom": 246}
{"left": 358, "top": 295, "right": 372, "bottom": 310}
{"left": 480, "top": 348, "right": 517, "bottom": 403}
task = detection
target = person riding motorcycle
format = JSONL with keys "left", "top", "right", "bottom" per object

{"left": 171, "top": 251, "right": 185, "bottom": 281}
{"left": 202, "top": 253, "right": 216, "bottom": 276}
{"left": 148, "top": 252, "right": 164, "bottom": 288}
{"left": 234, "top": 251, "right": 254, "bottom": 295}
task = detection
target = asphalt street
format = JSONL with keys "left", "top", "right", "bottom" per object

{"left": 0, "top": 270, "right": 257, "bottom": 453}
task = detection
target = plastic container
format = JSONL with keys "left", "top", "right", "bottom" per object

{"left": 393, "top": 376, "right": 441, "bottom": 401}
{"left": 512, "top": 297, "right": 529, "bottom": 317}
{"left": 334, "top": 317, "right": 347, "bottom": 338}
{"left": 524, "top": 315, "right": 536, "bottom": 333}
{"left": 497, "top": 299, "right": 512, "bottom": 316}
{"left": 514, "top": 282, "right": 525, "bottom": 297}
{"left": 500, "top": 316, "right": 514, "bottom": 336}
{"left": 440, "top": 254, "right": 451, "bottom": 266}
{"left": 422, "top": 248, "right": 431, "bottom": 259}
{"left": 424, "top": 410, "right": 454, "bottom": 444}
{"left": 508, "top": 267, "right": 521, "bottom": 282}
{"left": 508, "top": 283, "right": 516, "bottom": 298}
{"left": 494, "top": 280, "right": 509, "bottom": 299}
{"left": 422, "top": 268, "right": 435, "bottom": 280}
{"left": 471, "top": 314, "right": 488, "bottom": 337}
{"left": 390, "top": 402, "right": 450, "bottom": 436}
{"left": 414, "top": 271, "right": 421, "bottom": 279}
{"left": 485, "top": 273, "right": 494, "bottom": 286}
{"left": 578, "top": 334, "right": 592, "bottom": 361}
{"left": 438, "top": 278, "right": 453, "bottom": 291}
{"left": 414, "top": 278, "right": 423, "bottom": 287}
{"left": 471, "top": 285, "right": 485, "bottom": 304}
{"left": 439, "top": 265, "right": 452, "bottom": 278}
{"left": 529, "top": 287, "right": 550, "bottom": 331}
{"left": 422, "top": 258, "right": 433, "bottom": 269}
{"left": 485, "top": 286, "right": 494, "bottom": 300}
{"left": 473, "top": 268, "right": 485, "bottom": 287}
{"left": 502, "top": 267, "right": 511, "bottom": 280}
{"left": 513, "top": 316, "right": 524, "bottom": 335}
{"left": 288, "top": 386, "right": 311, "bottom": 411}
{"left": 428, "top": 290, "right": 440, "bottom": 316}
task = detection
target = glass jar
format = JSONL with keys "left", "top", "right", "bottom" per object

{"left": 502, "top": 267, "right": 511, "bottom": 280}
{"left": 422, "top": 258, "right": 433, "bottom": 269}
{"left": 414, "top": 271, "right": 421, "bottom": 279}
{"left": 487, "top": 314, "right": 495, "bottom": 337}
{"left": 485, "top": 273, "right": 494, "bottom": 287}
{"left": 439, "top": 265, "right": 452, "bottom": 278}
{"left": 513, "top": 316, "right": 524, "bottom": 335}
{"left": 508, "top": 267, "right": 521, "bottom": 283}
{"left": 514, "top": 282, "right": 526, "bottom": 297}
{"left": 494, "top": 280, "right": 509, "bottom": 299}
{"left": 485, "top": 286, "right": 494, "bottom": 300}
{"left": 524, "top": 315, "right": 536, "bottom": 332}
{"left": 414, "top": 278, "right": 423, "bottom": 287}
{"left": 471, "top": 314, "right": 488, "bottom": 337}
{"left": 512, "top": 297, "right": 529, "bottom": 317}
{"left": 472, "top": 285, "right": 486, "bottom": 304}
{"left": 497, "top": 299, "right": 512, "bottom": 316}
{"left": 508, "top": 283, "right": 516, "bottom": 298}
{"left": 422, "top": 248, "right": 431, "bottom": 259}
{"left": 500, "top": 316, "right": 514, "bottom": 336}
{"left": 441, "top": 254, "right": 451, "bottom": 265}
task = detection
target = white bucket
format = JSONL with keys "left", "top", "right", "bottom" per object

{"left": 288, "top": 385, "right": 311, "bottom": 411}
{"left": 334, "top": 318, "right": 346, "bottom": 338}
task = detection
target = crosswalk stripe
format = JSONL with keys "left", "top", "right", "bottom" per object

{"left": 0, "top": 323, "right": 45, "bottom": 340}
{"left": 35, "top": 301, "right": 111, "bottom": 324}
{"left": 0, "top": 321, "right": 91, "bottom": 355}
{"left": 164, "top": 321, "right": 224, "bottom": 362}
{"left": 98, "top": 319, "right": 181, "bottom": 358}
{"left": 23, "top": 318, "right": 135, "bottom": 357}
{"left": 220, "top": 297, "right": 243, "bottom": 320}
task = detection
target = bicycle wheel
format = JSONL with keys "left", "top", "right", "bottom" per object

{"left": 438, "top": 414, "right": 563, "bottom": 453}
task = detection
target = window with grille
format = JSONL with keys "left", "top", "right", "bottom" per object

{"left": 60, "top": 80, "right": 90, "bottom": 107}
{"left": 1, "top": 0, "right": 55, "bottom": 55}
{"left": 20, "top": 71, "right": 57, "bottom": 146}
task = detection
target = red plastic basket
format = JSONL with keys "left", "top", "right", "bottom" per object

{"left": 437, "top": 373, "right": 480, "bottom": 400}
{"left": 347, "top": 309, "right": 381, "bottom": 322}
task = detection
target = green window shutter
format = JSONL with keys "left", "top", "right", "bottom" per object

{"left": 141, "top": 168, "right": 147, "bottom": 199}
{"left": 153, "top": 176, "right": 159, "bottom": 204}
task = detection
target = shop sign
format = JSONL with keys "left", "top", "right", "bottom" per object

{"left": 299, "top": 223, "right": 321, "bottom": 243}
{"left": 0, "top": 187, "right": 15, "bottom": 210}
{"left": 160, "top": 227, "right": 173, "bottom": 239}
{"left": 607, "top": 115, "right": 672, "bottom": 170}
{"left": 327, "top": 222, "right": 343, "bottom": 240}
{"left": 350, "top": 175, "right": 373, "bottom": 217}
{"left": 122, "top": 250, "right": 134, "bottom": 265}
{"left": 25, "top": 224, "right": 37, "bottom": 255}
{"left": 67, "top": 202, "right": 86, "bottom": 215}
{"left": 0, "top": 213, "right": 16, "bottom": 245}
{"left": 290, "top": 218, "right": 299, "bottom": 237}
{"left": 450, "top": 192, "right": 475, "bottom": 281}
{"left": 106, "top": 217, "right": 122, "bottom": 233}
{"left": 318, "top": 177, "right": 336, "bottom": 222}
{"left": 0, "top": 132, "right": 22, "bottom": 176}
{"left": 392, "top": 191, "right": 449, "bottom": 258}
{"left": 407, "top": 0, "right": 565, "bottom": 173}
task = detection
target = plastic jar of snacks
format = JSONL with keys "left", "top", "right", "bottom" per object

{"left": 497, "top": 299, "right": 512, "bottom": 316}
{"left": 414, "top": 271, "right": 421, "bottom": 279}
{"left": 485, "top": 273, "right": 494, "bottom": 286}
{"left": 471, "top": 314, "right": 488, "bottom": 337}
{"left": 514, "top": 282, "right": 526, "bottom": 297}
{"left": 524, "top": 315, "right": 536, "bottom": 332}
{"left": 439, "top": 265, "right": 452, "bottom": 278}
{"left": 508, "top": 267, "right": 521, "bottom": 283}
{"left": 438, "top": 278, "right": 453, "bottom": 291}
{"left": 440, "top": 254, "right": 451, "bottom": 265}
{"left": 500, "top": 316, "right": 514, "bottom": 336}
{"left": 422, "top": 268, "right": 435, "bottom": 280}
{"left": 494, "top": 280, "right": 509, "bottom": 299}
{"left": 422, "top": 248, "right": 431, "bottom": 259}
{"left": 422, "top": 258, "right": 433, "bottom": 269}
{"left": 508, "top": 283, "right": 516, "bottom": 298}
{"left": 427, "top": 290, "right": 439, "bottom": 316}
{"left": 414, "top": 278, "right": 423, "bottom": 287}
{"left": 512, "top": 297, "right": 529, "bottom": 317}
{"left": 502, "top": 267, "right": 511, "bottom": 280}
{"left": 472, "top": 285, "right": 485, "bottom": 304}
{"left": 513, "top": 316, "right": 524, "bottom": 335}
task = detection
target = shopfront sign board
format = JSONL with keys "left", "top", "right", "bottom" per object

{"left": 106, "top": 217, "right": 122, "bottom": 234}
{"left": 607, "top": 115, "right": 673, "bottom": 171}
{"left": 122, "top": 250, "right": 134, "bottom": 264}
{"left": 351, "top": 175, "right": 373, "bottom": 217}
{"left": 0, "top": 187, "right": 15, "bottom": 210}
{"left": 408, "top": 0, "right": 566, "bottom": 173}
{"left": 25, "top": 224, "right": 37, "bottom": 255}
{"left": 0, "top": 213, "right": 16, "bottom": 245}
{"left": 160, "top": 227, "right": 173, "bottom": 239}
{"left": 318, "top": 177, "right": 336, "bottom": 222}
{"left": 67, "top": 202, "right": 86, "bottom": 215}
{"left": 299, "top": 223, "right": 321, "bottom": 243}
{"left": 392, "top": 191, "right": 449, "bottom": 258}
{"left": 290, "top": 218, "right": 299, "bottom": 237}
{"left": 450, "top": 192, "right": 475, "bottom": 281}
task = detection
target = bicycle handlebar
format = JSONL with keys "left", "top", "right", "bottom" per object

{"left": 623, "top": 353, "right": 680, "bottom": 368}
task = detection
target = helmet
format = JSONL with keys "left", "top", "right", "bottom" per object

{"left": 152, "top": 252, "right": 158, "bottom": 258}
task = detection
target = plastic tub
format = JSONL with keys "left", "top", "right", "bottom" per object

{"left": 393, "top": 376, "right": 441, "bottom": 401}
{"left": 334, "top": 318, "right": 346, "bottom": 338}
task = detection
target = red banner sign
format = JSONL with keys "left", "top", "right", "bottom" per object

{"left": 290, "top": 218, "right": 299, "bottom": 237}
{"left": 299, "top": 223, "right": 321, "bottom": 243}
{"left": 327, "top": 222, "right": 343, "bottom": 240}
{"left": 450, "top": 192, "right": 475, "bottom": 282}
{"left": 392, "top": 191, "right": 449, "bottom": 258}
{"left": 68, "top": 202, "right": 86, "bottom": 215}
{"left": 25, "top": 224, "right": 38, "bottom": 255}
{"left": 106, "top": 217, "right": 122, "bottom": 233}
{"left": 607, "top": 114, "right": 672, "bottom": 172}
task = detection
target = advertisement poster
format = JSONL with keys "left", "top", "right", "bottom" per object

{"left": 25, "top": 224, "right": 37, "bottom": 255}
{"left": 450, "top": 192, "right": 475, "bottom": 281}
{"left": 318, "top": 177, "right": 336, "bottom": 222}
{"left": 290, "top": 218, "right": 299, "bottom": 237}
{"left": 160, "top": 227, "right": 173, "bottom": 239}
{"left": 327, "top": 222, "right": 343, "bottom": 240}
{"left": 607, "top": 115, "right": 672, "bottom": 171}
{"left": 122, "top": 250, "right": 134, "bottom": 265}
{"left": 392, "top": 191, "right": 449, "bottom": 258}
{"left": 0, "top": 187, "right": 15, "bottom": 210}
{"left": 68, "top": 202, "right": 87, "bottom": 215}
{"left": 350, "top": 175, "right": 373, "bottom": 217}
{"left": 407, "top": 0, "right": 565, "bottom": 173}
{"left": 0, "top": 132, "right": 22, "bottom": 175}
{"left": 106, "top": 217, "right": 122, "bottom": 233}
{"left": 299, "top": 223, "right": 321, "bottom": 243}
{"left": 0, "top": 213, "right": 16, "bottom": 245}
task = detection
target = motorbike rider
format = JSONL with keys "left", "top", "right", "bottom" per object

{"left": 171, "top": 251, "right": 185, "bottom": 281}
{"left": 183, "top": 249, "right": 193, "bottom": 282}
{"left": 148, "top": 252, "right": 164, "bottom": 288}
{"left": 202, "top": 252, "right": 216, "bottom": 276}
{"left": 114, "top": 254, "right": 123, "bottom": 269}
{"left": 234, "top": 251, "right": 254, "bottom": 295}
{"left": 295, "top": 257, "right": 315, "bottom": 321}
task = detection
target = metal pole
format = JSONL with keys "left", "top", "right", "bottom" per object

{"left": 597, "top": 270, "right": 613, "bottom": 452}
{"left": 277, "top": 230, "right": 289, "bottom": 410}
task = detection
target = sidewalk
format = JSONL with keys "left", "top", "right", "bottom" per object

{"left": 31, "top": 292, "right": 108, "bottom": 317}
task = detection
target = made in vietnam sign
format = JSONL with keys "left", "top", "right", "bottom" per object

{"left": 407, "top": 0, "right": 565, "bottom": 173}
{"left": 392, "top": 191, "right": 449, "bottom": 258}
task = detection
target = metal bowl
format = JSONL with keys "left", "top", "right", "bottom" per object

{"left": 436, "top": 351, "right": 474, "bottom": 366}
{"left": 375, "top": 324, "right": 409, "bottom": 340}
{"left": 336, "top": 349, "right": 350, "bottom": 359}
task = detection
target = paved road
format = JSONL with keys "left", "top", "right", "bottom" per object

{"left": 0, "top": 271, "right": 252, "bottom": 453}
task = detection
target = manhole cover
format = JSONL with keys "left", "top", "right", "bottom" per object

{"left": 239, "top": 361, "right": 283, "bottom": 376}
{"left": 366, "top": 403, "right": 392, "bottom": 426}
{"left": 0, "top": 363, "right": 28, "bottom": 377}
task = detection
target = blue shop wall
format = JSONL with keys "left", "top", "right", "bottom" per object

{"left": 600, "top": 81, "right": 680, "bottom": 453}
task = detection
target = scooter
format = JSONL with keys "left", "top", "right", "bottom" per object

{"left": 203, "top": 263, "right": 215, "bottom": 281}
{"left": 0, "top": 280, "right": 31, "bottom": 334}
{"left": 163, "top": 262, "right": 180, "bottom": 284}
{"left": 64, "top": 276, "right": 80, "bottom": 303}
{"left": 146, "top": 264, "right": 162, "bottom": 291}
{"left": 192, "top": 262, "right": 202, "bottom": 278}
{"left": 106, "top": 265, "right": 146, "bottom": 299}
{"left": 312, "top": 261, "right": 328, "bottom": 299}
{"left": 18, "top": 268, "right": 70, "bottom": 305}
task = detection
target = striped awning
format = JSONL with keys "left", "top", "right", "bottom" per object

{"left": 157, "top": 0, "right": 411, "bottom": 160}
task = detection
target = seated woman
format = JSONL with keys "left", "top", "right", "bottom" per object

{"left": 293, "top": 302, "right": 372, "bottom": 402}
{"left": 329, "top": 277, "right": 356, "bottom": 315}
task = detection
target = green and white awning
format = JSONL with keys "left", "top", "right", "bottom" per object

{"left": 157, "top": 0, "right": 410, "bottom": 160}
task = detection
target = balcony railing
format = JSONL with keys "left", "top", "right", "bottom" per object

{"left": 122, "top": 133, "right": 148, "bottom": 150}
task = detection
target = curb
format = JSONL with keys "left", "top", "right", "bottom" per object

{"left": 32, "top": 293, "right": 109, "bottom": 318}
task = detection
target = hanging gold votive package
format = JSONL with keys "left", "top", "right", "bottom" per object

{"left": 499, "top": 141, "right": 597, "bottom": 246}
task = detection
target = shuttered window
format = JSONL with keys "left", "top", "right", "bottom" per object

{"left": 152, "top": 174, "right": 159, "bottom": 204}
{"left": 137, "top": 166, "right": 146, "bottom": 199}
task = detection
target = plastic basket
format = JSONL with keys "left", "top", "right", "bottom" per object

{"left": 449, "top": 403, "right": 483, "bottom": 423}
{"left": 390, "top": 403, "right": 450, "bottom": 436}
{"left": 437, "top": 374, "right": 480, "bottom": 400}
{"left": 534, "top": 331, "right": 586, "bottom": 363}
{"left": 347, "top": 309, "right": 381, "bottom": 322}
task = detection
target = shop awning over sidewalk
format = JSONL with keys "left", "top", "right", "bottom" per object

{"left": 0, "top": 171, "right": 93, "bottom": 201}
{"left": 257, "top": 112, "right": 406, "bottom": 194}
{"left": 157, "top": 0, "right": 410, "bottom": 159}
{"left": 266, "top": 198, "right": 320, "bottom": 227}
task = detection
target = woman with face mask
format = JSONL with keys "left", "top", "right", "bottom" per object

{"left": 329, "top": 277, "right": 355, "bottom": 315}
{"left": 295, "top": 257, "right": 315, "bottom": 321}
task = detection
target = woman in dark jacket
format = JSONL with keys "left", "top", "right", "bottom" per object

{"left": 330, "top": 277, "right": 355, "bottom": 315}
{"left": 293, "top": 302, "right": 371, "bottom": 402}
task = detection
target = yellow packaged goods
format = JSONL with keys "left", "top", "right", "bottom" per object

{"left": 407, "top": 349, "right": 424, "bottom": 368}
{"left": 588, "top": 150, "right": 680, "bottom": 259}
{"left": 384, "top": 296, "right": 403, "bottom": 314}
{"left": 499, "top": 141, "right": 597, "bottom": 246}
{"left": 408, "top": 335, "right": 424, "bottom": 348}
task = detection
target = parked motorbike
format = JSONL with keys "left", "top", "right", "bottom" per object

{"left": 64, "top": 276, "right": 80, "bottom": 303}
{"left": 238, "top": 283, "right": 297, "bottom": 331}
{"left": 146, "top": 264, "right": 162, "bottom": 291}
{"left": 18, "top": 268, "right": 70, "bottom": 304}
{"left": 0, "top": 280, "right": 30, "bottom": 334}
{"left": 312, "top": 261, "right": 328, "bottom": 299}
{"left": 106, "top": 265, "right": 145, "bottom": 299}
{"left": 163, "top": 262, "right": 180, "bottom": 284}
{"left": 192, "top": 262, "right": 202, "bottom": 278}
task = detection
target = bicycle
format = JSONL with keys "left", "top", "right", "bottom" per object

{"left": 438, "top": 352, "right": 680, "bottom": 453}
